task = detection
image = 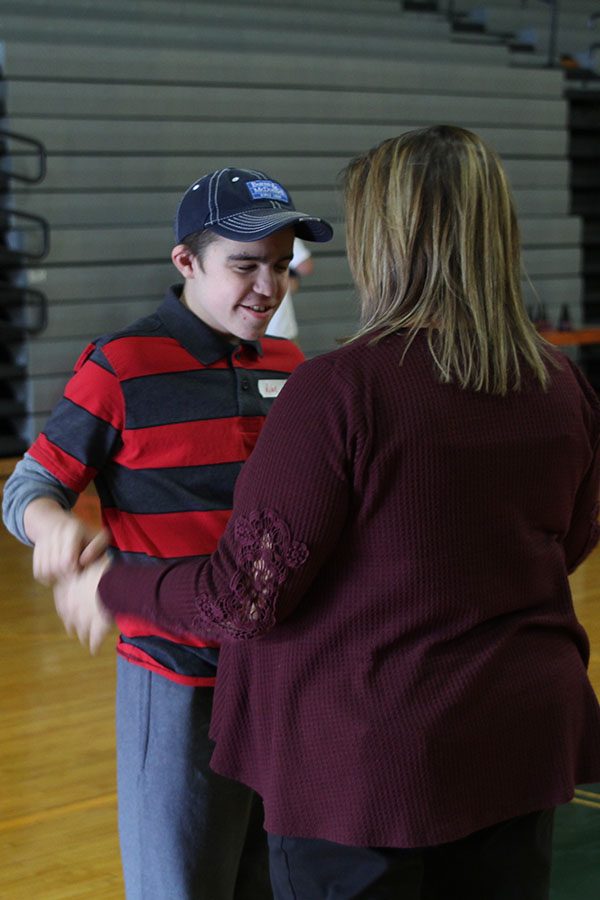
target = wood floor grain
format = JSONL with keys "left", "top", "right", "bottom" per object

{"left": 0, "top": 497, "right": 122, "bottom": 898}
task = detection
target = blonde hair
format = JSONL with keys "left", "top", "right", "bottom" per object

{"left": 343, "top": 125, "right": 554, "bottom": 394}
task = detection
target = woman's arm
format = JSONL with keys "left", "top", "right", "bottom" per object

{"left": 562, "top": 359, "right": 600, "bottom": 572}
{"left": 563, "top": 434, "right": 600, "bottom": 572}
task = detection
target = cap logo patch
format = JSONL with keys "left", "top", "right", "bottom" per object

{"left": 246, "top": 180, "right": 289, "bottom": 203}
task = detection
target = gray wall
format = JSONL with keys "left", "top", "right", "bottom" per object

{"left": 0, "top": 0, "right": 585, "bottom": 440}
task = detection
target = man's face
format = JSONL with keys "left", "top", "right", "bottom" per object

{"left": 181, "top": 229, "right": 294, "bottom": 342}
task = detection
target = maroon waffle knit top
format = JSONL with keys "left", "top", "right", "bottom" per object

{"left": 100, "top": 331, "right": 600, "bottom": 848}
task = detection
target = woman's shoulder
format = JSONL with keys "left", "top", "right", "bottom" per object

{"left": 299, "top": 330, "right": 416, "bottom": 381}
{"left": 553, "top": 353, "right": 600, "bottom": 439}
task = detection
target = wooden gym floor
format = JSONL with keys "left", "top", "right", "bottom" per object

{"left": 0, "top": 482, "right": 598, "bottom": 898}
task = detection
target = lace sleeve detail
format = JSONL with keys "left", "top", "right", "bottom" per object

{"left": 192, "top": 509, "right": 309, "bottom": 639}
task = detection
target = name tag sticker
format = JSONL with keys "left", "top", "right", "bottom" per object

{"left": 258, "top": 379, "right": 286, "bottom": 399}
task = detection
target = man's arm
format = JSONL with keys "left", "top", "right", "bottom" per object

{"left": 3, "top": 453, "right": 78, "bottom": 545}
{"left": 3, "top": 454, "right": 107, "bottom": 585}
{"left": 4, "top": 341, "right": 127, "bottom": 587}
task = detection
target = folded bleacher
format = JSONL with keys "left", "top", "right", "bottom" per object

{"left": 0, "top": 0, "right": 595, "bottom": 445}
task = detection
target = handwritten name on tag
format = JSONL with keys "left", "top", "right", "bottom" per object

{"left": 258, "top": 379, "right": 286, "bottom": 399}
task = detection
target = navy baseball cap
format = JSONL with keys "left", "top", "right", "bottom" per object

{"left": 175, "top": 168, "right": 333, "bottom": 244}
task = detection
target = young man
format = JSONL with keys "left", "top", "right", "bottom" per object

{"left": 2, "top": 168, "right": 333, "bottom": 900}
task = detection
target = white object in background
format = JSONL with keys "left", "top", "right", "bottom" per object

{"left": 267, "top": 238, "right": 312, "bottom": 340}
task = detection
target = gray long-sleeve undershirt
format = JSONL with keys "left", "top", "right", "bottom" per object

{"left": 2, "top": 453, "right": 78, "bottom": 546}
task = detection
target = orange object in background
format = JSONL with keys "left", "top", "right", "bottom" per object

{"left": 540, "top": 328, "right": 600, "bottom": 347}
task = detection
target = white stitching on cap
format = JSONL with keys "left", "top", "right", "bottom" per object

{"left": 213, "top": 169, "right": 229, "bottom": 224}
{"left": 220, "top": 212, "right": 301, "bottom": 233}
{"left": 207, "top": 170, "right": 220, "bottom": 224}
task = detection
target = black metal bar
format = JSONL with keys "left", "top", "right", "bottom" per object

{"left": 547, "top": 0, "right": 559, "bottom": 68}
{"left": 0, "top": 321, "right": 27, "bottom": 342}
{"left": 0, "top": 129, "right": 47, "bottom": 185}
{"left": 0, "top": 286, "right": 48, "bottom": 335}
{"left": 589, "top": 12, "right": 600, "bottom": 71}
{"left": 520, "top": 0, "right": 560, "bottom": 68}
{"left": 0, "top": 208, "right": 50, "bottom": 261}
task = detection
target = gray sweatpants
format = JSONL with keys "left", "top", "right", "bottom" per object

{"left": 116, "top": 656, "right": 272, "bottom": 900}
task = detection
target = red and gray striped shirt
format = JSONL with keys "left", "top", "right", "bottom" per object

{"left": 28, "top": 286, "right": 304, "bottom": 685}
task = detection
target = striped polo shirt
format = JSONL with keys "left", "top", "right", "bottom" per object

{"left": 29, "top": 286, "right": 304, "bottom": 686}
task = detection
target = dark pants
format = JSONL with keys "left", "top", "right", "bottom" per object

{"left": 268, "top": 809, "right": 554, "bottom": 900}
{"left": 116, "top": 656, "right": 272, "bottom": 900}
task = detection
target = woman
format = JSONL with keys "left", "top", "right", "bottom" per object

{"left": 58, "top": 126, "right": 600, "bottom": 899}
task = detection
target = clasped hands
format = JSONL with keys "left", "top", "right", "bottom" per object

{"left": 34, "top": 518, "right": 114, "bottom": 655}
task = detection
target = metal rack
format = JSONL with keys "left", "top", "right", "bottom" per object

{"left": 521, "top": 1, "right": 560, "bottom": 68}
{"left": 0, "top": 109, "right": 49, "bottom": 455}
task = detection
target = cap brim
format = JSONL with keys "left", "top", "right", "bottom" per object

{"left": 211, "top": 209, "right": 333, "bottom": 243}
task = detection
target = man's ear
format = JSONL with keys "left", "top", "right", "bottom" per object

{"left": 171, "top": 244, "right": 198, "bottom": 278}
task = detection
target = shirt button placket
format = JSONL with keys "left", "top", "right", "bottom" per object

{"left": 238, "top": 371, "right": 255, "bottom": 416}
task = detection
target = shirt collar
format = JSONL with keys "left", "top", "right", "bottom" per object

{"left": 156, "top": 285, "right": 263, "bottom": 364}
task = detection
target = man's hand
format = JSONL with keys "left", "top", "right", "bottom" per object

{"left": 24, "top": 497, "right": 109, "bottom": 585}
{"left": 53, "top": 555, "right": 114, "bottom": 654}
